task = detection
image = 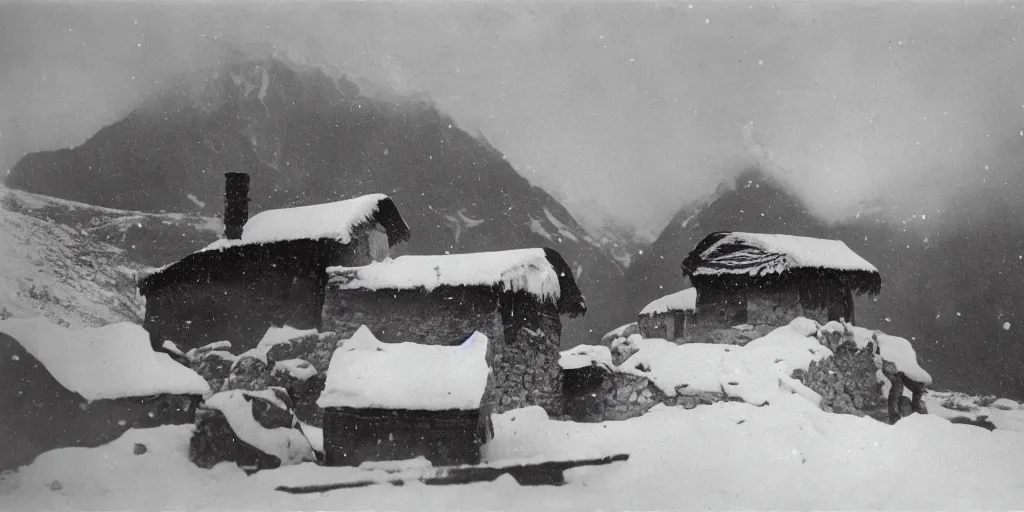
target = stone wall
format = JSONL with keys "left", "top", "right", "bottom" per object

{"left": 321, "top": 287, "right": 503, "bottom": 345}
{"left": 560, "top": 369, "right": 666, "bottom": 422}
{"left": 321, "top": 284, "right": 564, "bottom": 416}
{"left": 638, "top": 310, "right": 687, "bottom": 342}
{"left": 747, "top": 287, "right": 829, "bottom": 327}
{"left": 792, "top": 326, "right": 888, "bottom": 421}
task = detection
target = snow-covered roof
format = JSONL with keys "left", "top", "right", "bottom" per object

{"left": 0, "top": 318, "right": 210, "bottom": 401}
{"left": 639, "top": 288, "right": 697, "bottom": 316}
{"left": 138, "top": 194, "right": 410, "bottom": 295}
{"left": 683, "top": 232, "right": 881, "bottom": 295}
{"left": 327, "top": 248, "right": 586, "bottom": 315}
{"left": 202, "top": 194, "right": 410, "bottom": 252}
{"left": 317, "top": 326, "right": 490, "bottom": 411}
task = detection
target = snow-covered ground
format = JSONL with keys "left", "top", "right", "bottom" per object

{"left": 6, "top": 395, "right": 1024, "bottom": 511}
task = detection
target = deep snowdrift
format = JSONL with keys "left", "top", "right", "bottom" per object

{"left": 5, "top": 396, "right": 1024, "bottom": 510}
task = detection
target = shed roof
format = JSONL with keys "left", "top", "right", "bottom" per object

{"left": 327, "top": 247, "right": 586, "bottom": 316}
{"left": 203, "top": 194, "right": 410, "bottom": 251}
{"left": 138, "top": 194, "right": 409, "bottom": 294}
{"left": 639, "top": 288, "right": 697, "bottom": 316}
{"left": 316, "top": 326, "right": 490, "bottom": 411}
{"left": 682, "top": 232, "right": 881, "bottom": 295}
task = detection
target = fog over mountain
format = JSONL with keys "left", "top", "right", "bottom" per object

{"left": 3, "top": 2, "right": 1024, "bottom": 235}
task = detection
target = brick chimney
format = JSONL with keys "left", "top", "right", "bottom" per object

{"left": 223, "top": 172, "right": 250, "bottom": 240}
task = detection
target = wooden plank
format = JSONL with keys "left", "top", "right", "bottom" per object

{"left": 275, "top": 454, "right": 630, "bottom": 494}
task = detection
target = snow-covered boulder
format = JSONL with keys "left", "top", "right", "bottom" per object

{"left": 260, "top": 329, "right": 343, "bottom": 374}
{"left": 225, "top": 350, "right": 273, "bottom": 391}
{"left": 189, "top": 348, "right": 238, "bottom": 395}
{"left": 0, "top": 318, "right": 209, "bottom": 470}
{"left": 600, "top": 322, "right": 640, "bottom": 346}
{"left": 189, "top": 388, "right": 314, "bottom": 473}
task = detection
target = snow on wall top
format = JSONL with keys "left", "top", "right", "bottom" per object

{"left": 685, "top": 232, "right": 878, "bottom": 277}
{"left": 559, "top": 344, "right": 614, "bottom": 371}
{"left": 202, "top": 194, "right": 397, "bottom": 251}
{"left": 327, "top": 248, "right": 562, "bottom": 302}
{"left": 317, "top": 326, "right": 490, "bottom": 411}
{"left": 875, "top": 333, "right": 933, "bottom": 385}
{"left": 0, "top": 317, "right": 210, "bottom": 401}
{"left": 618, "top": 318, "right": 833, "bottom": 406}
{"left": 639, "top": 288, "right": 697, "bottom": 316}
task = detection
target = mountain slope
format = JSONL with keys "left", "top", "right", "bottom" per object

{"left": 611, "top": 169, "right": 1024, "bottom": 399}
{"left": 0, "top": 185, "right": 224, "bottom": 328}
{"left": 6, "top": 54, "right": 622, "bottom": 344}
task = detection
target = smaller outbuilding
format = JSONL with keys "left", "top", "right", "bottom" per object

{"left": 637, "top": 288, "right": 697, "bottom": 342}
{"left": 682, "top": 232, "right": 881, "bottom": 335}
{"left": 316, "top": 326, "right": 492, "bottom": 467}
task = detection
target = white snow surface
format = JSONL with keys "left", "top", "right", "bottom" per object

{"left": 876, "top": 332, "right": 933, "bottom": 385}
{"left": 639, "top": 287, "right": 697, "bottom": 315}
{"left": 297, "top": 421, "right": 323, "bottom": 453}
{"left": 327, "top": 248, "right": 563, "bottom": 302}
{"left": 202, "top": 194, "right": 392, "bottom": 251}
{"left": 204, "top": 390, "right": 314, "bottom": 466}
{"left": 691, "top": 231, "right": 878, "bottom": 275}
{"left": 925, "top": 391, "right": 1024, "bottom": 432}
{"left": 558, "top": 344, "right": 614, "bottom": 371}
{"left": 317, "top": 326, "right": 490, "bottom": 410}
{"left": 0, "top": 317, "right": 209, "bottom": 401}
{"left": 619, "top": 319, "right": 832, "bottom": 406}
{"left": 12, "top": 396, "right": 1024, "bottom": 510}
{"left": 255, "top": 325, "right": 318, "bottom": 352}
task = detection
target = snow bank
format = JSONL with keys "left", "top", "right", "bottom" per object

{"left": 204, "top": 390, "right": 314, "bottom": 465}
{"left": 327, "top": 248, "right": 562, "bottom": 302}
{"left": 639, "top": 288, "right": 697, "bottom": 316}
{"left": 689, "top": 232, "right": 878, "bottom": 275}
{"left": 256, "top": 325, "right": 318, "bottom": 352}
{"left": 317, "top": 326, "right": 490, "bottom": 410}
{"left": 925, "top": 391, "right": 1024, "bottom": 432}
{"left": 875, "top": 333, "right": 933, "bottom": 384}
{"left": 619, "top": 319, "right": 832, "bottom": 405}
{"left": 202, "top": 194, "right": 391, "bottom": 251}
{"left": 0, "top": 317, "right": 209, "bottom": 401}
{"left": 559, "top": 344, "right": 614, "bottom": 371}
{"left": 12, "top": 395, "right": 1024, "bottom": 510}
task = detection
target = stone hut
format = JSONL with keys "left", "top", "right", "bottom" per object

{"left": 322, "top": 247, "right": 586, "bottom": 415}
{"left": 681, "top": 232, "right": 881, "bottom": 335}
{"left": 317, "top": 327, "right": 492, "bottom": 467}
{"left": 637, "top": 288, "right": 696, "bottom": 342}
{"left": 138, "top": 173, "right": 410, "bottom": 354}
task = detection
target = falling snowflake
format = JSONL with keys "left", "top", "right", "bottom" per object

{"left": 1004, "top": 322, "right": 1012, "bottom": 331}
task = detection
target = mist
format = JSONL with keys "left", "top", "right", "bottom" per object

{"left": 2, "top": 1, "right": 1023, "bottom": 235}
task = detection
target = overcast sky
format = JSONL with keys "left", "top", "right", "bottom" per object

{"left": 2, "top": 2, "right": 1023, "bottom": 234}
